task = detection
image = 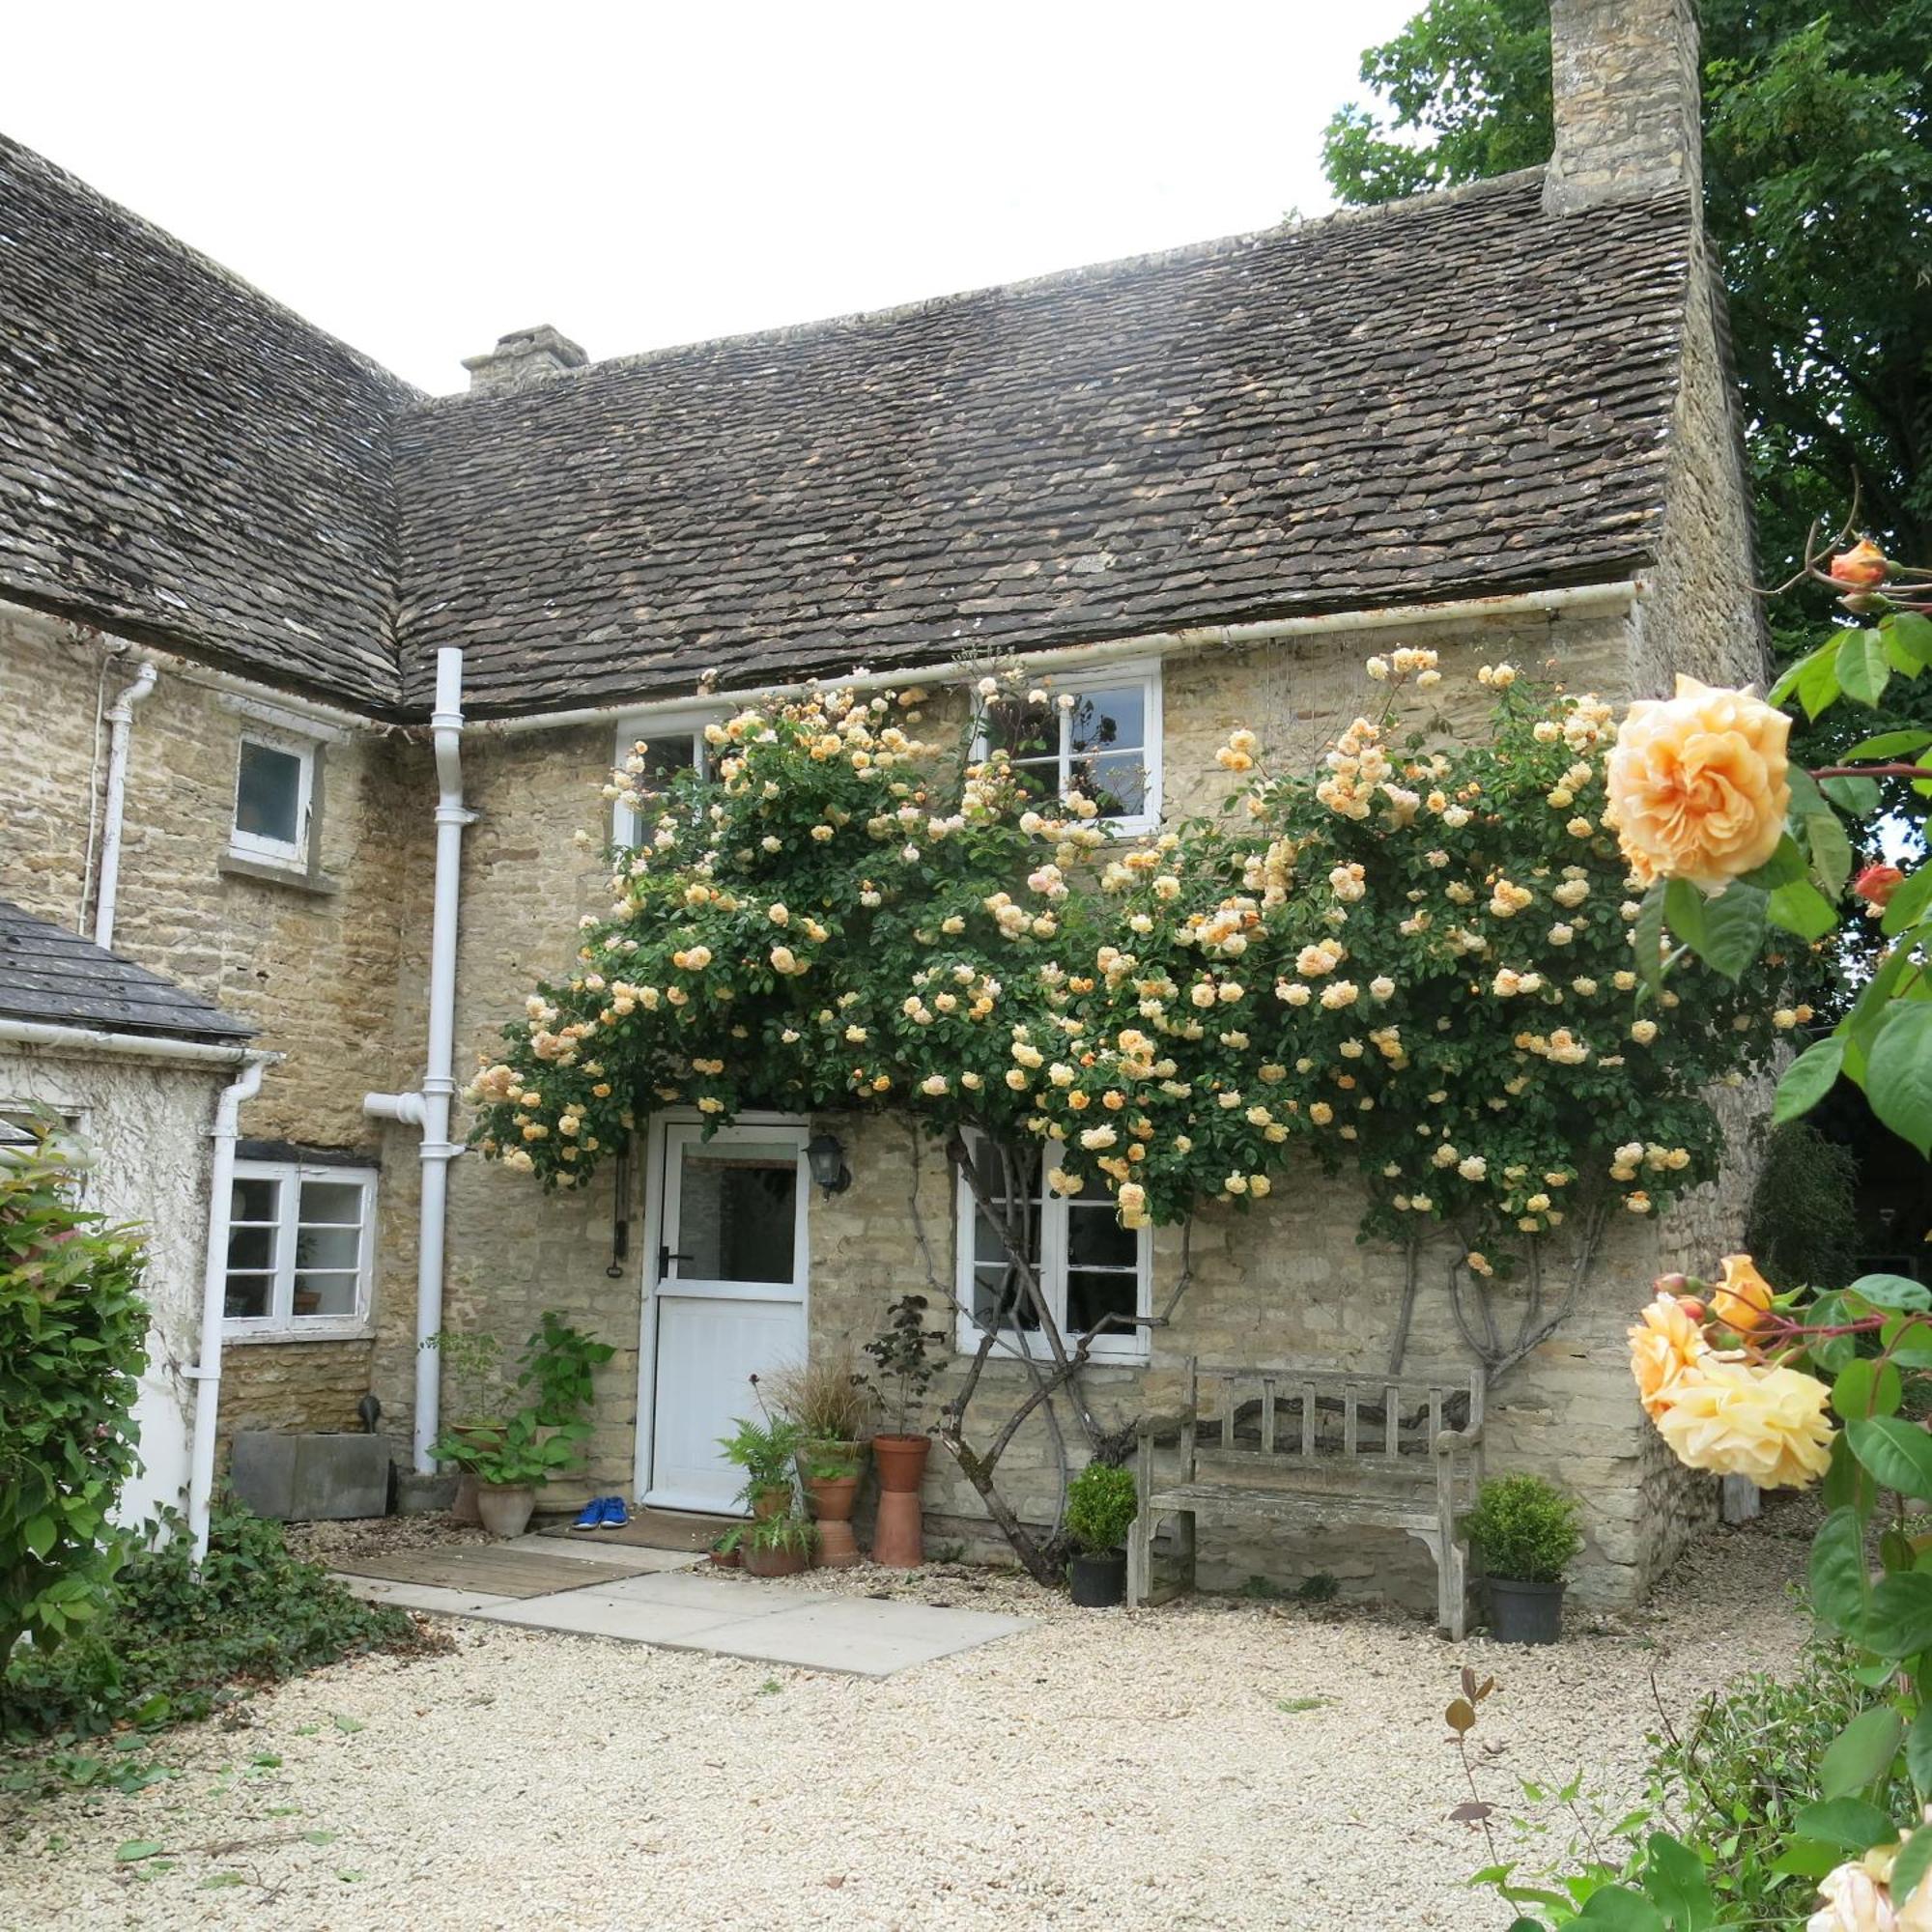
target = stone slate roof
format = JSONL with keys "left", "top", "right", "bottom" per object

{"left": 0, "top": 132, "right": 1694, "bottom": 722}
{"left": 393, "top": 172, "right": 1692, "bottom": 717}
{"left": 0, "top": 900, "right": 255, "bottom": 1043}
{"left": 0, "top": 135, "right": 416, "bottom": 712}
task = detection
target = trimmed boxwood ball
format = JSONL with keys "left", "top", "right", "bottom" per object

{"left": 1065, "top": 1462, "right": 1139, "bottom": 1554}
{"left": 1462, "top": 1472, "right": 1581, "bottom": 1583}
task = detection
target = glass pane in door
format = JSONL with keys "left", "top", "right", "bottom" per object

{"left": 675, "top": 1142, "right": 798, "bottom": 1283}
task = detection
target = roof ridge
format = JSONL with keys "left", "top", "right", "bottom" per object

{"left": 0, "top": 132, "right": 422, "bottom": 404}
{"left": 410, "top": 171, "right": 1557, "bottom": 412}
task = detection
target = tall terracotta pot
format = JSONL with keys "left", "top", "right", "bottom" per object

{"left": 805, "top": 1474, "right": 862, "bottom": 1569}
{"left": 870, "top": 1434, "right": 928, "bottom": 1568}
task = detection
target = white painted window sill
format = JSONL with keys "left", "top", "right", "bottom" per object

{"left": 219, "top": 849, "right": 339, "bottom": 895}
{"left": 221, "top": 1323, "right": 376, "bottom": 1347}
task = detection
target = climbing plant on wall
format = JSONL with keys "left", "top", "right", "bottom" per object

{"left": 468, "top": 653, "right": 1786, "bottom": 1578}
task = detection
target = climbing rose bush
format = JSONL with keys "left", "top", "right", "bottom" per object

{"left": 467, "top": 657, "right": 1786, "bottom": 1279}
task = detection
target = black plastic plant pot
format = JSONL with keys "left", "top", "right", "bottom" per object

{"left": 1069, "top": 1549, "right": 1127, "bottom": 1608}
{"left": 1488, "top": 1577, "right": 1566, "bottom": 1644}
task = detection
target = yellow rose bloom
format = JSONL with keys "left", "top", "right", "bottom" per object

{"left": 1605, "top": 674, "right": 1791, "bottom": 892}
{"left": 1652, "top": 1356, "right": 1833, "bottom": 1491}
{"left": 1710, "top": 1253, "right": 1775, "bottom": 1336}
{"left": 1628, "top": 1293, "right": 1706, "bottom": 1419}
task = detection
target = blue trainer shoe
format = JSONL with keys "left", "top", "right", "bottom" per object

{"left": 601, "top": 1496, "right": 630, "bottom": 1529}
{"left": 571, "top": 1496, "right": 609, "bottom": 1532}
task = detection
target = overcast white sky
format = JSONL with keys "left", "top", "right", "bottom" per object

{"left": 4, "top": 1, "right": 1419, "bottom": 395}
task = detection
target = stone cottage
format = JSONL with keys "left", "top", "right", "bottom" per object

{"left": 0, "top": 0, "right": 1760, "bottom": 1607}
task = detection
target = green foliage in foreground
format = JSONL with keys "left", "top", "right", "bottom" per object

{"left": 0, "top": 1499, "right": 429, "bottom": 1743}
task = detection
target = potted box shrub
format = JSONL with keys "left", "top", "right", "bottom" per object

{"left": 859, "top": 1295, "right": 948, "bottom": 1567}
{"left": 766, "top": 1357, "right": 874, "bottom": 1568}
{"left": 1065, "top": 1462, "right": 1138, "bottom": 1608}
{"left": 1463, "top": 1472, "right": 1582, "bottom": 1644}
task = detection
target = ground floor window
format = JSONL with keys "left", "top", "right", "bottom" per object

{"left": 952, "top": 1136, "right": 1150, "bottom": 1362}
{"left": 223, "top": 1159, "right": 376, "bottom": 1339}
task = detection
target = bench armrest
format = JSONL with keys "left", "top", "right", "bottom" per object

{"left": 1432, "top": 1426, "right": 1483, "bottom": 1457}
{"left": 1136, "top": 1410, "right": 1195, "bottom": 1443}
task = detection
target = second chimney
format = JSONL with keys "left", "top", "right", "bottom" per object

{"left": 462, "top": 325, "right": 588, "bottom": 395}
{"left": 1543, "top": 0, "right": 1701, "bottom": 215}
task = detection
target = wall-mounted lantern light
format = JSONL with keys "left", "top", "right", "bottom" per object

{"left": 807, "top": 1131, "right": 851, "bottom": 1200}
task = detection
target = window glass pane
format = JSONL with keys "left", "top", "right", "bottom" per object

{"left": 972, "top": 1263, "right": 1039, "bottom": 1331}
{"left": 224, "top": 1273, "right": 271, "bottom": 1320}
{"left": 298, "top": 1179, "right": 364, "bottom": 1226}
{"left": 294, "top": 1271, "right": 359, "bottom": 1318}
{"left": 1065, "top": 1268, "right": 1138, "bottom": 1337}
{"left": 295, "top": 1224, "right": 361, "bottom": 1272}
{"left": 1070, "top": 753, "right": 1147, "bottom": 818}
{"left": 675, "top": 1143, "right": 798, "bottom": 1283}
{"left": 225, "top": 1222, "right": 275, "bottom": 1271}
{"left": 984, "top": 695, "right": 1057, "bottom": 765}
{"left": 235, "top": 741, "right": 304, "bottom": 845}
{"left": 1067, "top": 686, "right": 1144, "bottom": 757}
{"left": 1066, "top": 1205, "right": 1137, "bottom": 1271}
{"left": 231, "top": 1176, "right": 278, "bottom": 1221}
{"left": 630, "top": 734, "right": 701, "bottom": 790}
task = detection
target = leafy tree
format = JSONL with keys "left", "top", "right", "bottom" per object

{"left": 1322, "top": 1, "right": 1932, "bottom": 580}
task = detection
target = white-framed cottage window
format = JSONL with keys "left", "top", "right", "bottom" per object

{"left": 223, "top": 1160, "right": 377, "bottom": 1340}
{"left": 981, "top": 663, "right": 1163, "bottom": 835}
{"left": 230, "top": 732, "right": 317, "bottom": 867}
{"left": 953, "top": 1136, "right": 1151, "bottom": 1363}
{"left": 611, "top": 707, "right": 722, "bottom": 845}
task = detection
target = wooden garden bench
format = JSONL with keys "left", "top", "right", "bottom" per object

{"left": 1128, "top": 1358, "right": 1485, "bottom": 1638}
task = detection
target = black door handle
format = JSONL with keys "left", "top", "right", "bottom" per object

{"left": 658, "top": 1245, "right": 694, "bottom": 1279}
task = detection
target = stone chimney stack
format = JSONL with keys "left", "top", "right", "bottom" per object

{"left": 1543, "top": 0, "right": 1701, "bottom": 215}
{"left": 462, "top": 325, "right": 588, "bottom": 395}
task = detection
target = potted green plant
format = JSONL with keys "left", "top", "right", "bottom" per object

{"left": 765, "top": 1357, "right": 875, "bottom": 1569}
{"left": 420, "top": 1327, "right": 511, "bottom": 1522}
{"left": 1463, "top": 1472, "right": 1582, "bottom": 1644}
{"left": 859, "top": 1293, "right": 947, "bottom": 1567}
{"left": 433, "top": 1313, "right": 612, "bottom": 1537}
{"left": 718, "top": 1394, "right": 814, "bottom": 1576}
{"left": 1065, "top": 1462, "right": 1138, "bottom": 1607}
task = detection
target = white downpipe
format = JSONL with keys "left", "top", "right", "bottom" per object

{"left": 482, "top": 579, "right": 1646, "bottom": 737}
{"left": 364, "top": 646, "right": 472, "bottom": 1473}
{"left": 92, "top": 660, "right": 158, "bottom": 949}
{"left": 185, "top": 1053, "right": 270, "bottom": 1568}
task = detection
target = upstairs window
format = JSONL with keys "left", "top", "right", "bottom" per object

{"left": 611, "top": 711, "right": 721, "bottom": 846}
{"left": 223, "top": 1160, "right": 376, "bottom": 1339}
{"left": 231, "top": 734, "right": 316, "bottom": 868}
{"left": 981, "top": 665, "right": 1161, "bottom": 834}
{"left": 952, "top": 1136, "right": 1151, "bottom": 1363}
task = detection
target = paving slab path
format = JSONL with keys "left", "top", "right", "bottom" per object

{"left": 332, "top": 1535, "right": 1035, "bottom": 1676}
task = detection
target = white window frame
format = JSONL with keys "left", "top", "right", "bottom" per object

{"left": 974, "top": 660, "right": 1163, "bottom": 837}
{"left": 229, "top": 729, "right": 318, "bottom": 869}
{"left": 222, "top": 1159, "right": 377, "bottom": 1342}
{"left": 611, "top": 705, "right": 723, "bottom": 845}
{"left": 952, "top": 1137, "right": 1151, "bottom": 1364}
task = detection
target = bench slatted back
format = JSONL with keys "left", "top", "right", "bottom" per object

{"left": 1181, "top": 1359, "right": 1483, "bottom": 1486}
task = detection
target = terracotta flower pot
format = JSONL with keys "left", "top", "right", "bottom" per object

{"left": 475, "top": 1481, "right": 538, "bottom": 1539}
{"left": 709, "top": 1544, "right": 741, "bottom": 1569}
{"left": 743, "top": 1542, "right": 809, "bottom": 1578}
{"left": 805, "top": 1473, "right": 862, "bottom": 1569}
{"left": 870, "top": 1435, "right": 929, "bottom": 1568}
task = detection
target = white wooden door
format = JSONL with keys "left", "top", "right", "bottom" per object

{"left": 645, "top": 1122, "right": 809, "bottom": 1513}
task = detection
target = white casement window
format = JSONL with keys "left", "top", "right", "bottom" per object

{"left": 980, "top": 663, "right": 1163, "bottom": 836}
{"left": 611, "top": 708, "right": 721, "bottom": 845}
{"left": 223, "top": 1160, "right": 377, "bottom": 1340}
{"left": 230, "top": 732, "right": 317, "bottom": 867}
{"left": 953, "top": 1136, "right": 1151, "bottom": 1363}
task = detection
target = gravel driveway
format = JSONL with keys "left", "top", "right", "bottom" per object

{"left": 0, "top": 1516, "right": 1810, "bottom": 1932}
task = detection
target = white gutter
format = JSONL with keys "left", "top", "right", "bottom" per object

{"left": 0, "top": 1018, "right": 256, "bottom": 1069}
{"left": 92, "top": 660, "right": 159, "bottom": 949}
{"left": 481, "top": 579, "right": 1645, "bottom": 736}
{"left": 364, "top": 646, "right": 473, "bottom": 1473}
{"left": 185, "top": 1052, "right": 271, "bottom": 1568}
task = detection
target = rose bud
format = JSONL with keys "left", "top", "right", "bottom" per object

{"left": 1830, "top": 539, "right": 1890, "bottom": 588}
{"left": 1854, "top": 864, "right": 1906, "bottom": 910}
{"left": 1654, "top": 1273, "right": 1690, "bottom": 1297}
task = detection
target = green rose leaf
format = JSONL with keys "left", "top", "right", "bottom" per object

{"left": 1848, "top": 1418, "right": 1932, "bottom": 1501}
{"left": 1883, "top": 611, "right": 1932, "bottom": 670}
{"left": 1768, "top": 878, "right": 1838, "bottom": 941}
{"left": 1867, "top": 1004, "right": 1932, "bottom": 1157}
{"left": 1841, "top": 729, "right": 1932, "bottom": 761}
{"left": 1662, "top": 878, "right": 1766, "bottom": 982}
{"left": 1739, "top": 836, "right": 1806, "bottom": 890}
{"left": 1773, "top": 1035, "right": 1845, "bottom": 1124}
{"left": 1808, "top": 1507, "right": 1872, "bottom": 1637}
{"left": 1848, "top": 1275, "right": 1932, "bottom": 1313}
{"left": 1792, "top": 1797, "right": 1899, "bottom": 1851}
{"left": 1893, "top": 1827, "right": 1932, "bottom": 1906}
{"left": 1576, "top": 1887, "right": 1667, "bottom": 1929}
{"left": 1907, "top": 1703, "right": 1932, "bottom": 1799}
{"left": 1634, "top": 881, "right": 1667, "bottom": 996}
{"left": 1838, "top": 628, "right": 1892, "bottom": 707}
{"left": 1864, "top": 1572, "right": 1932, "bottom": 1658}
{"left": 1641, "top": 1833, "right": 1715, "bottom": 1930}
{"left": 1803, "top": 807, "right": 1855, "bottom": 898}
{"left": 1883, "top": 866, "right": 1932, "bottom": 938}
{"left": 1821, "top": 1707, "right": 1906, "bottom": 1800}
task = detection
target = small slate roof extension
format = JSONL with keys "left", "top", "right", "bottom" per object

{"left": 0, "top": 131, "right": 1694, "bottom": 722}
{"left": 0, "top": 135, "right": 417, "bottom": 712}
{"left": 0, "top": 899, "right": 255, "bottom": 1043}
{"left": 393, "top": 172, "right": 1692, "bottom": 717}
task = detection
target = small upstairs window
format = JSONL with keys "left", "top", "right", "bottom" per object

{"left": 981, "top": 665, "right": 1162, "bottom": 834}
{"left": 230, "top": 734, "right": 316, "bottom": 868}
{"left": 611, "top": 710, "right": 721, "bottom": 845}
